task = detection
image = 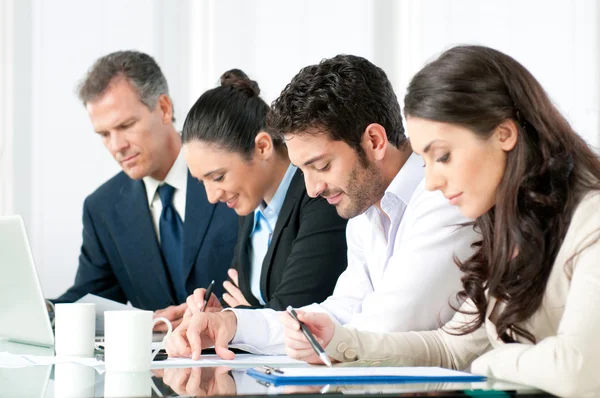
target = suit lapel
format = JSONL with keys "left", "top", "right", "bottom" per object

{"left": 113, "top": 179, "right": 175, "bottom": 305}
{"left": 235, "top": 215, "right": 257, "bottom": 303}
{"left": 182, "top": 171, "right": 215, "bottom": 283}
{"left": 259, "top": 169, "right": 304, "bottom": 297}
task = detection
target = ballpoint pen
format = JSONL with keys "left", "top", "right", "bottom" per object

{"left": 286, "top": 306, "right": 332, "bottom": 367}
{"left": 200, "top": 280, "right": 215, "bottom": 312}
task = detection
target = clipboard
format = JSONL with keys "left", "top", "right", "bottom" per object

{"left": 247, "top": 366, "right": 486, "bottom": 386}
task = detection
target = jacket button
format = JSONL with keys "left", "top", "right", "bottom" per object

{"left": 337, "top": 342, "right": 348, "bottom": 353}
{"left": 344, "top": 349, "right": 357, "bottom": 360}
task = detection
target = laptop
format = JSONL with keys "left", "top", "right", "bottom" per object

{"left": 0, "top": 215, "right": 55, "bottom": 347}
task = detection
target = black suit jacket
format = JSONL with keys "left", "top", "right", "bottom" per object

{"left": 233, "top": 169, "right": 348, "bottom": 310}
{"left": 56, "top": 170, "right": 238, "bottom": 310}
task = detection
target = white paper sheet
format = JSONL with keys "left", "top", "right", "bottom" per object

{"left": 76, "top": 294, "right": 138, "bottom": 333}
{"left": 0, "top": 352, "right": 36, "bottom": 368}
{"left": 7, "top": 352, "right": 305, "bottom": 373}
{"left": 158, "top": 354, "right": 306, "bottom": 369}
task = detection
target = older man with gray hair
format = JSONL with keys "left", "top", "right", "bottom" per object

{"left": 56, "top": 51, "right": 238, "bottom": 330}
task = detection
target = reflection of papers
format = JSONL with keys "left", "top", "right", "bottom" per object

{"left": 76, "top": 294, "right": 138, "bottom": 333}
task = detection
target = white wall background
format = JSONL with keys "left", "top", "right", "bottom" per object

{"left": 1, "top": 0, "right": 598, "bottom": 297}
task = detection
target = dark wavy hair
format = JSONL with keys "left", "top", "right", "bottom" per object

{"left": 267, "top": 54, "right": 407, "bottom": 159}
{"left": 182, "top": 69, "right": 283, "bottom": 159}
{"left": 404, "top": 45, "right": 600, "bottom": 343}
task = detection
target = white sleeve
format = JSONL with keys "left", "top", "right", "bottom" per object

{"left": 228, "top": 307, "right": 284, "bottom": 355}
{"left": 347, "top": 186, "right": 478, "bottom": 333}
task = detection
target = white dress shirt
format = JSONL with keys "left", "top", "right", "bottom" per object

{"left": 142, "top": 151, "right": 188, "bottom": 242}
{"left": 230, "top": 153, "right": 478, "bottom": 354}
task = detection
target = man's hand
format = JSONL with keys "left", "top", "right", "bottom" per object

{"left": 153, "top": 303, "right": 187, "bottom": 332}
{"left": 162, "top": 366, "right": 235, "bottom": 396}
{"left": 184, "top": 287, "right": 223, "bottom": 318}
{"left": 165, "top": 311, "right": 238, "bottom": 360}
{"left": 280, "top": 310, "right": 335, "bottom": 364}
{"left": 223, "top": 269, "right": 251, "bottom": 307}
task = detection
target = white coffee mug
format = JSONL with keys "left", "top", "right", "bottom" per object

{"left": 103, "top": 310, "right": 172, "bottom": 372}
{"left": 54, "top": 303, "right": 96, "bottom": 357}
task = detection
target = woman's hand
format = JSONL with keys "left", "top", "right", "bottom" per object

{"left": 222, "top": 269, "right": 251, "bottom": 307}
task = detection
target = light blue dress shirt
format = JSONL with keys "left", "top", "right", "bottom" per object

{"left": 248, "top": 164, "right": 297, "bottom": 304}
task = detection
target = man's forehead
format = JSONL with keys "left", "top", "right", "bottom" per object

{"left": 87, "top": 100, "right": 135, "bottom": 132}
{"left": 285, "top": 133, "right": 329, "bottom": 153}
{"left": 285, "top": 135, "right": 343, "bottom": 169}
{"left": 86, "top": 81, "right": 141, "bottom": 129}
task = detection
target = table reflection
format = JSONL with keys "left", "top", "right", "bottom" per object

{"left": 0, "top": 363, "right": 567, "bottom": 397}
{"left": 154, "top": 366, "right": 236, "bottom": 396}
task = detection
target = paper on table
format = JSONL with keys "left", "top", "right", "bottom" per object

{"left": 0, "top": 352, "right": 36, "bottom": 368}
{"left": 16, "top": 353, "right": 306, "bottom": 373}
{"left": 76, "top": 294, "right": 138, "bottom": 333}
{"left": 159, "top": 354, "right": 307, "bottom": 369}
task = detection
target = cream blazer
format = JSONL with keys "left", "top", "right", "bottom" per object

{"left": 325, "top": 190, "right": 600, "bottom": 397}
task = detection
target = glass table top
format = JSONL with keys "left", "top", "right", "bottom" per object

{"left": 0, "top": 339, "right": 552, "bottom": 397}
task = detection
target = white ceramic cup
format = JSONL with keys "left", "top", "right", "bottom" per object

{"left": 54, "top": 303, "right": 96, "bottom": 357}
{"left": 54, "top": 362, "right": 96, "bottom": 398}
{"left": 103, "top": 310, "right": 172, "bottom": 372}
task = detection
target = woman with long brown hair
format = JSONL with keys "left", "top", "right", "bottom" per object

{"left": 281, "top": 45, "right": 600, "bottom": 397}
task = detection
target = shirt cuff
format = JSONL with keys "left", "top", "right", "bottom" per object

{"left": 223, "top": 308, "right": 246, "bottom": 345}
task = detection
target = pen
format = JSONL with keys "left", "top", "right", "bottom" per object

{"left": 286, "top": 306, "right": 332, "bottom": 367}
{"left": 200, "top": 280, "right": 215, "bottom": 312}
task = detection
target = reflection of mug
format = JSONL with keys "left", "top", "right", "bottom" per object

{"left": 104, "top": 370, "right": 152, "bottom": 398}
{"left": 54, "top": 303, "right": 96, "bottom": 357}
{"left": 54, "top": 363, "right": 96, "bottom": 398}
{"left": 104, "top": 310, "right": 172, "bottom": 372}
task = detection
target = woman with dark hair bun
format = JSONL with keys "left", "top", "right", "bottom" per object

{"left": 181, "top": 69, "right": 348, "bottom": 312}
{"left": 281, "top": 46, "right": 600, "bottom": 397}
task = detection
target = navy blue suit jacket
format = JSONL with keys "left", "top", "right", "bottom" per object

{"left": 56, "top": 170, "right": 238, "bottom": 310}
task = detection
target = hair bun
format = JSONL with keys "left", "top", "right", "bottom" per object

{"left": 220, "top": 69, "right": 260, "bottom": 97}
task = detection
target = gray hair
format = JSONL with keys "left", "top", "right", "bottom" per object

{"left": 77, "top": 50, "right": 175, "bottom": 121}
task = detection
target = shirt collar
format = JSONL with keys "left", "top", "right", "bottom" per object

{"left": 250, "top": 164, "right": 297, "bottom": 235}
{"left": 142, "top": 150, "right": 188, "bottom": 206}
{"left": 383, "top": 152, "right": 425, "bottom": 206}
